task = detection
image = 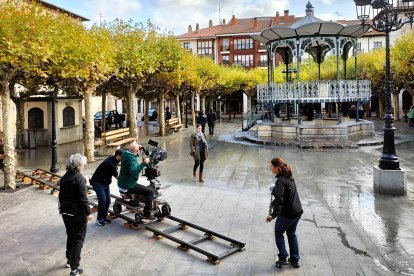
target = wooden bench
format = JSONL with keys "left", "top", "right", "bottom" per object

{"left": 95, "top": 128, "right": 135, "bottom": 155}
{"left": 166, "top": 118, "right": 182, "bottom": 133}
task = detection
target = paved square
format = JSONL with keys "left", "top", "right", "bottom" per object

{"left": 0, "top": 119, "right": 413, "bottom": 275}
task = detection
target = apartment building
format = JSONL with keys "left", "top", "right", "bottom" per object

{"left": 176, "top": 8, "right": 388, "bottom": 68}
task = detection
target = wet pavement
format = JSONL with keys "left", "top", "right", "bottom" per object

{"left": 0, "top": 117, "right": 413, "bottom": 275}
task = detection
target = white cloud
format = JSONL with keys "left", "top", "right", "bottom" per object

{"left": 148, "top": 0, "right": 289, "bottom": 34}
{"left": 81, "top": 0, "right": 143, "bottom": 23}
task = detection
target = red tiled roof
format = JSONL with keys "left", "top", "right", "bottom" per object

{"left": 176, "top": 25, "right": 224, "bottom": 39}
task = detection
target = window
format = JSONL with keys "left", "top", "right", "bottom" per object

{"left": 356, "top": 42, "right": 362, "bottom": 52}
{"left": 234, "top": 38, "right": 253, "bottom": 50}
{"left": 221, "top": 39, "right": 230, "bottom": 51}
{"left": 259, "top": 42, "right": 266, "bottom": 50}
{"left": 63, "top": 106, "right": 75, "bottom": 127}
{"left": 234, "top": 55, "right": 254, "bottom": 67}
{"left": 183, "top": 42, "right": 190, "bottom": 49}
{"left": 222, "top": 55, "right": 229, "bottom": 65}
{"left": 197, "top": 40, "right": 213, "bottom": 55}
{"left": 373, "top": 41, "right": 382, "bottom": 49}
{"left": 28, "top": 107, "right": 44, "bottom": 129}
{"left": 259, "top": 55, "right": 267, "bottom": 67}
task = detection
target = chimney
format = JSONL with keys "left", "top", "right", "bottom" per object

{"left": 254, "top": 17, "right": 258, "bottom": 29}
{"left": 188, "top": 25, "right": 192, "bottom": 33}
{"left": 306, "top": 2, "right": 314, "bottom": 16}
{"left": 196, "top": 23, "right": 199, "bottom": 32}
{"left": 231, "top": 14, "right": 237, "bottom": 26}
{"left": 284, "top": 10, "right": 289, "bottom": 21}
{"left": 222, "top": 18, "right": 226, "bottom": 25}
{"left": 209, "top": 19, "right": 213, "bottom": 28}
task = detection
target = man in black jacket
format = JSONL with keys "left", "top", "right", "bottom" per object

{"left": 90, "top": 149, "right": 123, "bottom": 226}
{"left": 206, "top": 109, "right": 217, "bottom": 135}
{"left": 59, "top": 154, "right": 93, "bottom": 276}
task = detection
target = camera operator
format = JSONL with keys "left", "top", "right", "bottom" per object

{"left": 118, "top": 142, "right": 155, "bottom": 220}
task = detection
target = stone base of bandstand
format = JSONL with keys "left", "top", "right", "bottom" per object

{"left": 373, "top": 166, "right": 407, "bottom": 196}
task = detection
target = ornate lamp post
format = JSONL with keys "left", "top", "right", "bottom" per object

{"left": 46, "top": 77, "right": 59, "bottom": 173}
{"left": 355, "top": 0, "right": 414, "bottom": 170}
{"left": 354, "top": 0, "right": 414, "bottom": 195}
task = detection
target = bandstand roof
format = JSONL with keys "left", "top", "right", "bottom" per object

{"left": 251, "top": 7, "right": 370, "bottom": 44}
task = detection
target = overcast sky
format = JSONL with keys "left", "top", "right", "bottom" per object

{"left": 47, "top": 0, "right": 358, "bottom": 34}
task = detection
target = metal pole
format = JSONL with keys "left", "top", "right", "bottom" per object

{"left": 297, "top": 39, "right": 301, "bottom": 126}
{"left": 185, "top": 99, "right": 188, "bottom": 128}
{"left": 50, "top": 86, "right": 59, "bottom": 173}
{"left": 355, "top": 54, "right": 360, "bottom": 122}
{"left": 379, "top": 30, "right": 399, "bottom": 170}
{"left": 336, "top": 37, "right": 341, "bottom": 125}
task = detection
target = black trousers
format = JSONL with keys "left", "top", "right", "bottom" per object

{"left": 193, "top": 150, "right": 206, "bottom": 173}
{"left": 410, "top": 118, "right": 414, "bottom": 127}
{"left": 128, "top": 184, "right": 154, "bottom": 215}
{"left": 208, "top": 124, "right": 215, "bottom": 135}
{"left": 62, "top": 214, "right": 87, "bottom": 270}
{"left": 201, "top": 124, "right": 206, "bottom": 134}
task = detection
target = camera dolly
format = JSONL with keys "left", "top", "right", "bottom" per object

{"left": 112, "top": 140, "right": 171, "bottom": 223}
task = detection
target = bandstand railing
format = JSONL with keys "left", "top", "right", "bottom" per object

{"left": 257, "top": 80, "right": 371, "bottom": 103}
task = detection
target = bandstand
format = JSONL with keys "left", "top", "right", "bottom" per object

{"left": 249, "top": 2, "right": 375, "bottom": 143}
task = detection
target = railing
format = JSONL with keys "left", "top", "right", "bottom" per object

{"left": 243, "top": 102, "right": 271, "bottom": 130}
{"left": 257, "top": 80, "right": 371, "bottom": 103}
{"left": 220, "top": 45, "right": 230, "bottom": 52}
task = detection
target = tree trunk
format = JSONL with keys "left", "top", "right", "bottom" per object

{"left": 127, "top": 85, "right": 138, "bottom": 139}
{"left": 201, "top": 96, "right": 206, "bottom": 113}
{"left": 393, "top": 92, "right": 400, "bottom": 121}
{"left": 101, "top": 92, "right": 106, "bottom": 133}
{"left": 191, "top": 92, "right": 196, "bottom": 125}
{"left": 144, "top": 99, "right": 149, "bottom": 124}
{"left": 83, "top": 91, "right": 95, "bottom": 162}
{"left": 247, "top": 95, "right": 252, "bottom": 113}
{"left": 1, "top": 81, "right": 16, "bottom": 190}
{"left": 0, "top": 98, "right": 3, "bottom": 132}
{"left": 14, "top": 98, "right": 25, "bottom": 149}
{"left": 175, "top": 93, "right": 181, "bottom": 124}
{"left": 379, "top": 94, "right": 385, "bottom": 117}
{"left": 158, "top": 94, "right": 165, "bottom": 136}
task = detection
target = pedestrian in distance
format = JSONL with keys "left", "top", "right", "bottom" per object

{"left": 0, "top": 145, "right": 4, "bottom": 171}
{"left": 266, "top": 157, "right": 303, "bottom": 269}
{"left": 190, "top": 124, "right": 208, "bottom": 182}
{"left": 90, "top": 149, "right": 123, "bottom": 226}
{"left": 207, "top": 109, "right": 217, "bottom": 135}
{"left": 196, "top": 111, "right": 207, "bottom": 134}
{"left": 165, "top": 106, "right": 172, "bottom": 121}
{"left": 58, "top": 154, "right": 93, "bottom": 276}
{"left": 409, "top": 106, "right": 414, "bottom": 127}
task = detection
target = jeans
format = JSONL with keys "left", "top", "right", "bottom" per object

{"left": 274, "top": 214, "right": 301, "bottom": 262}
{"left": 92, "top": 181, "right": 111, "bottom": 221}
{"left": 62, "top": 214, "right": 87, "bottom": 270}
{"left": 128, "top": 184, "right": 154, "bottom": 215}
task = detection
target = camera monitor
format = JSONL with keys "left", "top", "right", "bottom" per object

{"left": 148, "top": 139, "right": 158, "bottom": 147}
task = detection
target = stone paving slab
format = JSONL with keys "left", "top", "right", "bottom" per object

{"left": 1, "top": 119, "right": 414, "bottom": 275}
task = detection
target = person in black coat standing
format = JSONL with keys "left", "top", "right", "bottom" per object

{"left": 90, "top": 149, "right": 123, "bottom": 226}
{"left": 59, "top": 154, "right": 93, "bottom": 276}
{"left": 206, "top": 109, "right": 217, "bottom": 135}
{"left": 197, "top": 111, "right": 207, "bottom": 134}
{"left": 266, "top": 157, "right": 303, "bottom": 269}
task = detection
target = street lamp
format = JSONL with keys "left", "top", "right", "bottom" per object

{"left": 46, "top": 77, "right": 59, "bottom": 173}
{"left": 354, "top": 0, "right": 414, "bottom": 171}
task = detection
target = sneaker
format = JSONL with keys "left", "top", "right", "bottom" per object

{"left": 143, "top": 214, "right": 156, "bottom": 221}
{"left": 97, "top": 220, "right": 105, "bottom": 226}
{"left": 288, "top": 258, "right": 300, "bottom": 268}
{"left": 103, "top": 219, "right": 111, "bottom": 224}
{"left": 70, "top": 268, "right": 83, "bottom": 275}
{"left": 275, "top": 259, "right": 288, "bottom": 268}
{"left": 65, "top": 260, "right": 70, "bottom": 268}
